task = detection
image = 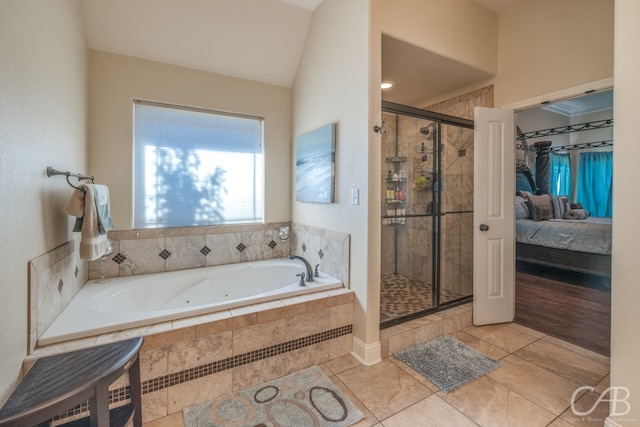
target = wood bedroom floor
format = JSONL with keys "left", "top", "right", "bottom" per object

{"left": 515, "top": 269, "right": 611, "bottom": 357}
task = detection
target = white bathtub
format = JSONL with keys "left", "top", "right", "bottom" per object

{"left": 39, "top": 258, "right": 343, "bottom": 346}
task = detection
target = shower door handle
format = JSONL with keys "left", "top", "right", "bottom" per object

{"left": 479, "top": 224, "right": 489, "bottom": 232}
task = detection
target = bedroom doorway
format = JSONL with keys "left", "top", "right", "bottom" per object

{"left": 379, "top": 101, "right": 474, "bottom": 327}
{"left": 511, "top": 86, "right": 613, "bottom": 356}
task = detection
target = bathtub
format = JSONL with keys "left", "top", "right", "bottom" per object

{"left": 39, "top": 258, "right": 343, "bottom": 346}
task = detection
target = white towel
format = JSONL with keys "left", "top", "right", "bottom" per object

{"left": 63, "top": 185, "right": 109, "bottom": 261}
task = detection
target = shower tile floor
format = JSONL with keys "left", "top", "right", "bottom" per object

{"left": 380, "top": 273, "right": 467, "bottom": 322}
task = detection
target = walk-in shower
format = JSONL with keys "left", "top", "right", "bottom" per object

{"left": 380, "top": 101, "right": 474, "bottom": 326}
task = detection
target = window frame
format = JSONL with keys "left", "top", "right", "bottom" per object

{"left": 132, "top": 99, "right": 265, "bottom": 229}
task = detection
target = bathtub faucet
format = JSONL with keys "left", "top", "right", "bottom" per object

{"left": 288, "top": 255, "right": 315, "bottom": 282}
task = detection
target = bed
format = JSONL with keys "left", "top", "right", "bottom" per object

{"left": 515, "top": 164, "right": 612, "bottom": 278}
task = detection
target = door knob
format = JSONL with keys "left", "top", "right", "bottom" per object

{"left": 479, "top": 224, "right": 489, "bottom": 231}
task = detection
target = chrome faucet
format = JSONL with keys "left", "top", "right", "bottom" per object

{"left": 288, "top": 255, "right": 315, "bottom": 282}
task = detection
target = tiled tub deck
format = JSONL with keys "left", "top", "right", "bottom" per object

{"left": 27, "top": 287, "right": 355, "bottom": 425}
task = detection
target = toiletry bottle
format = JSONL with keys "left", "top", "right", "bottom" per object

{"left": 392, "top": 172, "right": 398, "bottom": 181}
{"left": 387, "top": 206, "right": 395, "bottom": 223}
{"left": 386, "top": 170, "right": 392, "bottom": 182}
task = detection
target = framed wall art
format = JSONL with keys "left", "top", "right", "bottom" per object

{"left": 295, "top": 123, "right": 336, "bottom": 203}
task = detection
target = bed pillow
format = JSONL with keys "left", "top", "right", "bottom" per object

{"left": 551, "top": 195, "right": 571, "bottom": 219}
{"left": 515, "top": 195, "right": 531, "bottom": 219}
{"left": 522, "top": 193, "right": 554, "bottom": 221}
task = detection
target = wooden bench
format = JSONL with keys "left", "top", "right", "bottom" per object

{"left": 0, "top": 337, "right": 143, "bottom": 427}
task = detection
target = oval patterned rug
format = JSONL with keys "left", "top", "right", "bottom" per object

{"left": 183, "top": 365, "right": 364, "bottom": 427}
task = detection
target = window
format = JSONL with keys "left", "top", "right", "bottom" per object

{"left": 133, "top": 100, "right": 264, "bottom": 229}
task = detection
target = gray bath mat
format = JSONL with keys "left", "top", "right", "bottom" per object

{"left": 395, "top": 335, "right": 501, "bottom": 393}
{"left": 183, "top": 365, "right": 364, "bottom": 427}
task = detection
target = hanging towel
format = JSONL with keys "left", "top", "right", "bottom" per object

{"left": 62, "top": 185, "right": 109, "bottom": 261}
{"left": 90, "top": 184, "right": 115, "bottom": 234}
{"left": 63, "top": 185, "right": 115, "bottom": 235}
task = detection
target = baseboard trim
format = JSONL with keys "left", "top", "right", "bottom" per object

{"left": 351, "top": 336, "right": 382, "bottom": 366}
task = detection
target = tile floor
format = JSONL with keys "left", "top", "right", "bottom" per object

{"left": 144, "top": 322, "right": 610, "bottom": 427}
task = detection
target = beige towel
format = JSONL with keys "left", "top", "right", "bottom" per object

{"left": 63, "top": 185, "right": 108, "bottom": 261}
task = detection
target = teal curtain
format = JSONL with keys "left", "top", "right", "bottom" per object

{"left": 549, "top": 152, "right": 572, "bottom": 197}
{"left": 576, "top": 151, "right": 613, "bottom": 217}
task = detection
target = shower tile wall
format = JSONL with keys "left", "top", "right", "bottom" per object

{"left": 381, "top": 112, "right": 434, "bottom": 282}
{"left": 381, "top": 113, "right": 474, "bottom": 308}
{"left": 440, "top": 124, "right": 474, "bottom": 298}
{"left": 425, "top": 85, "right": 491, "bottom": 300}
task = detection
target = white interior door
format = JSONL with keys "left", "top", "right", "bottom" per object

{"left": 473, "top": 107, "right": 516, "bottom": 325}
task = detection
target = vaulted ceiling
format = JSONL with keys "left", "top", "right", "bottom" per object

{"left": 81, "top": 0, "right": 520, "bottom": 103}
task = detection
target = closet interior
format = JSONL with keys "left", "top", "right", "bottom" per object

{"left": 379, "top": 101, "right": 473, "bottom": 327}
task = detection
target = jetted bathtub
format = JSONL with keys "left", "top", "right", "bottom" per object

{"left": 39, "top": 258, "right": 343, "bottom": 346}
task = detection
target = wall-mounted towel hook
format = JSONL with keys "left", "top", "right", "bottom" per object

{"left": 373, "top": 120, "right": 386, "bottom": 134}
{"left": 47, "top": 167, "right": 95, "bottom": 191}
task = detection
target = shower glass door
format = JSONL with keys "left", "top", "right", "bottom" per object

{"left": 438, "top": 124, "right": 474, "bottom": 304}
{"left": 380, "top": 111, "right": 437, "bottom": 322}
{"left": 380, "top": 102, "right": 473, "bottom": 327}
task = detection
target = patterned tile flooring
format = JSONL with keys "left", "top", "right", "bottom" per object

{"left": 380, "top": 273, "right": 467, "bottom": 322}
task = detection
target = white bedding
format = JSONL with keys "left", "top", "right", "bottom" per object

{"left": 516, "top": 217, "right": 612, "bottom": 255}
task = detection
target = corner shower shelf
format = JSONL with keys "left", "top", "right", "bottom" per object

{"left": 385, "top": 156, "right": 407, "bottom": 163}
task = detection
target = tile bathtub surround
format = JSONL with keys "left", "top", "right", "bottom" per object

{"left": 291, "top": 223, "right": 350, "bottom": 287}
{"left": 28, "top": 288, "right": 354, "bottom": 424}
{"left": 88, "top": 222, "right": 293, "bottom": 279}
{"left": 28, "top": 237, "right": 88, "bottom": 354}
{"left": 30, "top": 221, "right": 349, "bottom": 355}
{"left": 138, "top": 290, "right": 355, "bottom": 423}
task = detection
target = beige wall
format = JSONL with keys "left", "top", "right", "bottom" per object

{"left": 420, "top": 0, "right": 614, "bottom": 109}
{"left": 293, "top": 0, "right": 377, "bottom": 360}
{"left": 0, "top": 0, "right": 87, "bottom": 401}
{"left": 374, "top": 0, "right": 498, "bottom": 76}
{"left": 88, "top": 50, "right": 293, "bottom": 229}
{"left": 611, "top": 1, "right": 640, "bottom": 424}
{"left": 493, "top": 0, "right": 613, "bottom": 107}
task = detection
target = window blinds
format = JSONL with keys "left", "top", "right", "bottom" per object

{"left": 133, "top": 100, "right": 264, "bottom": 228}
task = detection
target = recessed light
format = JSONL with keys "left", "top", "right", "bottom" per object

{"left": 381, "top": 82, "right": 393, "bottom": 89}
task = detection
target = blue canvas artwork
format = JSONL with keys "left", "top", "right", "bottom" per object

{"left": 295, "top": 123, "right": 336, "bottom": 203}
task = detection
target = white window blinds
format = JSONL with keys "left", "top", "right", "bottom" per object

{"left": 133, "top": 100, "right": 264, "bottom": 229}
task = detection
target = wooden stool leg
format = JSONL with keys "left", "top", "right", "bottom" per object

{"left": 128, "top": 357, "right": 142, "bottom": 427}
{"left": 94, "top": 386, "right": 110, "bottom": 427}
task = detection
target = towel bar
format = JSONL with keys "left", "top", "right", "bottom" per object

{"left": 47, "top": 166, "right": 94, "bottom": 190}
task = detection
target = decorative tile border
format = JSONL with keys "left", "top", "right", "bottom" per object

{"left": 142, "top": 325, "right": 352, "bottom": 395}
